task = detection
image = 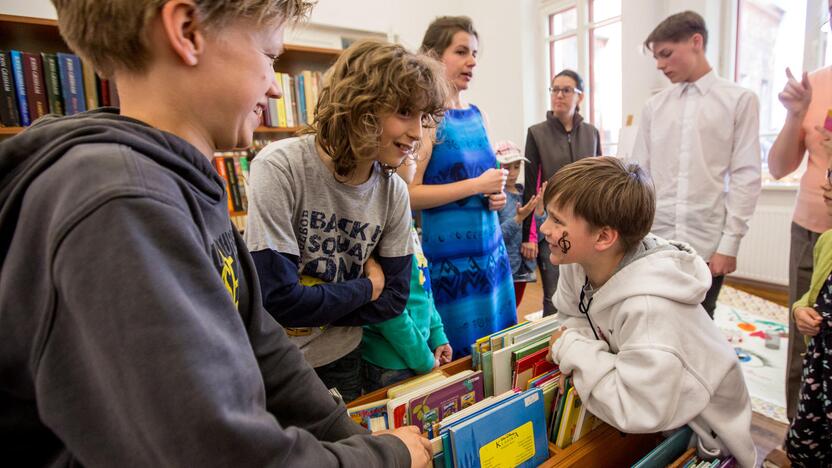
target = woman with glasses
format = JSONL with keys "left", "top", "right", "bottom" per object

{"left": 521, "top": 69, "right": 602, "bottom": 316}
{"left": 408, "top": 16, "right": 517, "bottom": 359}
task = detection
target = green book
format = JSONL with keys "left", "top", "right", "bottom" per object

{"left": 482, "top": 350, "right": 494, "bottom": 397}
{"left": 40, "top": 52, "right": 64, "bottom": 115}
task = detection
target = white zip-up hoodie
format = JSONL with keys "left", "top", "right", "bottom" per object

{"left": 549, "top": 235, "right": 756, "bottom": 467}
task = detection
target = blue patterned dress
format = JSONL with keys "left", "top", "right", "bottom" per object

{"left": 421, "top": 105, "right": 517, "bottom": 359}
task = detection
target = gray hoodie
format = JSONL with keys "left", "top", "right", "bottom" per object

{"left": 0, "top": 109, "right": 408, "bottom": 467}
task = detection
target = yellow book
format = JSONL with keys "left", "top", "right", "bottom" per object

{"left": 274, "top": 72, "right": 287, "bottom": 127}
{"left": 555, "top": 387, "right": 581, "bottom": 449}
{"left": 302, "top": 70, "right": 314, "bottom": 123}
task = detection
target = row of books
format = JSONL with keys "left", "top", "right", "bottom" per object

{"left": 262, "top": 70, "right": 323, "bottom": 128}
{"left": 347, "top": 370, "right": 549, "bottom": 468}
{"left": 213, "top": 153, "right": 250, "bottom": 216}
{"left": 0, "top": 50, "right": 116, "bottom": 127}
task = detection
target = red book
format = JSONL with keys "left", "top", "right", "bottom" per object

{"left": 512, "top": 348, "right": 550, "bottom": 390}
{"left": 21, "top": 52, "right": 49, "bottom": 120}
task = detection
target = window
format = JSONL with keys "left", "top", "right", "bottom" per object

{"left": 733, "top": 0, "right": 829, "bottom": 185}
{"left": 545, "top": 0, "right": 622, "bottom": 155}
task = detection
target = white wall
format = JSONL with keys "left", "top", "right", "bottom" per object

{"left": 0, "top": 0, "right": 56, "bottom": 19}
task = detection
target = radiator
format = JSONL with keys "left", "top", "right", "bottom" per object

{"left": 732, "top": 205, "right": 792, "bottom": 286}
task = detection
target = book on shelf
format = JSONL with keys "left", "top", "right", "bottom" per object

{"left": 258, "top": 69, "right": 323, "bottom": 128}
{"left": 22, "top": 51, "right": 49, "bottom": 122}
{"left": 0, "top": 51, "right": 20, "bottom": 126}
{"left": 56, "top": 52, "right": 86, "bottom": 115}
{"left": 9, "top": 50, "right": 30, "bottom": 126}
{"left": 41, "top": 52, "right": 64, "bottom": 115}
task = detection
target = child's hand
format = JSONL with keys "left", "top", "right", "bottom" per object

{"left": 535, "top": 182, "right": 548, "bottom": 216}
{"left": 513, "top": 193, "right": 540, "bottom": 224}
{"left": 434, "top": 343, "right": 453, "bottom": 365}
{"left": 476, "top": 168, "right": 508, "bottom": 194}
{"left": 364, "top": 257, "right": 386, "bottom": 301}
{"left": 487, "top": 192, "right": 506, "bottom": 211}
{"left": 545, "top": 326, "right": 566, "bottom": 364}
{"left": 521, "top": 242, "right": 538, "bottom": 260}
{"left": 794, "top": 306, "right": 822, "bottom": 336}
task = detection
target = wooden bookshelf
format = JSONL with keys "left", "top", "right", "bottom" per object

{"left": 347, "top": 356, "right": 664, "bottom": 466}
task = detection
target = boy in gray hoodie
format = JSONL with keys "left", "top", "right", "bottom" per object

{"left": 0, "top": 1, "right": 429, "bottom": 466}
{"left": 543, "top": 157, "right": 756, "bottom": 467}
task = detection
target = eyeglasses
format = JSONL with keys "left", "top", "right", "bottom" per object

{"left": 549, "top": 86, "right": 582, "bottom": 96}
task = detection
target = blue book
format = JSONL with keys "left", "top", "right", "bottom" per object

{"left": 9, "top": 50, "right": 29, "bottom": 126}
{"left": 447, "top": 388, "right": 549, "bottom": 468}
{"left": 631, "top": 426, "right": 693, "bottom": 468}
{"left": 56, "top": 53, "right": 86, "bottom": 115}
{"left": 296, "top": 73, "right": 306, "bottom": 125}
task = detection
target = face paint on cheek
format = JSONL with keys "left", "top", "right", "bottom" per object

{"left": 557, "top": 232, "right": 571, "bottom": 254}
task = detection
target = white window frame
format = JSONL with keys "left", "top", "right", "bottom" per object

{"left": 540, "top": 0, "right": 622, "bottom": 151}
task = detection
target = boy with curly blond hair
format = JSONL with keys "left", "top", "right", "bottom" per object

{"left": 0, "top": 1, "right": 430, "bottom": 466}
{"left": 245, "top": 38, "right": 449, "bottom": 402}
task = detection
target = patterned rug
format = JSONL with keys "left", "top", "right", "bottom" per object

{"left": 715, "top": 286, "right": 789, "bottom": 423}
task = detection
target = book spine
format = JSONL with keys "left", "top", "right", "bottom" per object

{"left": 10, "top": 50, "right": 30, "bottom": 126}
{"left": 22, "top": 52, "right": 49, "bottom": 121}
{"left": 40, "top": 53, "right": 64, "bottom": 115}
{"left": 303, "top": 70, "right": 314, "bottom": 123}
{"left": 267, "top": 97, "right": 278, "bottom": 128}
{"left": 56, "top": 53, "right": 86, "bottom": 115}
{"left": 98, "top": 77, "right": 111, "bottom": 107}
{"left": 232, "top": 157, "right": 248, "bottom": 210}
{"left": 296, "top": 73, "right": 306, "bottom": 125}
{"left": 283, "top": 74, "right": 294, "bottom": 127}
{"left": 0, "top": 50, "right": 20, "bottom": 126}
{"left": 81, "top": 59, "right": 98, "bottom": 110}
{"left": 275, "top": 72, "right": 287, "bottom": 127}
{"left": 213, "top": 157, "right": 235, "bottom": 213}
{"left": 224, "top": 157, "right": 243, "bottom": 212}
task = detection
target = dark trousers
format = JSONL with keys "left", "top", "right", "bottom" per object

{"left": 314, "top": 346, "right": 363, "bottom": 404}
{"left": 701, "top": 274, "right": 725, "bottom": 319}
{"left": 514, "top": 282, "right": 527, "bottom": 308}
{"left": 786, "top": 222, "right": 821, "bottom": 421}
{"left": 537, "top": 241, "right": 560, "bottom": 317}
{"left": 361, "top": 360, "right": 416, "bottom": 394}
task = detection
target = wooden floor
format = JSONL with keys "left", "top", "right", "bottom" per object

{"left": 516, "top": 274, "right": 790, "bottom": 466}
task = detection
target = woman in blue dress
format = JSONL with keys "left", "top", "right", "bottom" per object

{"left": 409, "top": 16, "right": 517, "bottom": 359}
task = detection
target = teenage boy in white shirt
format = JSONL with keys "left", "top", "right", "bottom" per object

{"left": 632, "top": 10, "right": 761, "bottom": 318}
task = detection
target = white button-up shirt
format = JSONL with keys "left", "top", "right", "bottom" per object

{"left": 632, "top": 70, "right": 761, "bottom": 260}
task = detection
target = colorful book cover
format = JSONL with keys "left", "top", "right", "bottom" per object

{"left": 549, "top": 376, "right": 571, "bottom": 443}
{"left": 408, "top": 371, "right": 485, "bottom": 433}
{"left": 447, "top": 389, "right": 549, "bottom": 468}
{"left": 302, "top": 70, "right": 314, "bottom": 123}
{"left": 347, "top": 399, "right": 389, "bottom": 431}
{"left": 9, "top": 50, "right": 29, "bottom": 126}
{"left": 40, "top": 53, "right": 64, "bottom": 115}
{"left": 274, "top": 72, "right": 287, "bottom": 127}
{"left": 512, "top": 347, "right": 549, "bottom": 391}
{"left": 56, "top": 53, "right": 86, "bottom": 115}
{"left": 213, "top": 157, "right": 234, "bottom": 213}
{"left": 0, "top": 50, "right": 20, "bottom": 126}
{"left": 21, "top": 52, "right": 48, "bottom": 121}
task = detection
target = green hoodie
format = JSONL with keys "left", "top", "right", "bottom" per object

{"left": 362, "top": 229, "right": 448, "bottom": 373}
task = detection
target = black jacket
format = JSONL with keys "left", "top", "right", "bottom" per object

{"left": 522, "top": 111, "right": 602, "bottom": 242}
{"left": 0, "top": 109, "right": 409, "bottom": 467}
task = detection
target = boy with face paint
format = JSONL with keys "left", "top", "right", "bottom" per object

{"left": 631, "top": 11, "right": 761, "bottom": 319}
{"left": 542, "top": 157, "right": 756, "bottom": 467}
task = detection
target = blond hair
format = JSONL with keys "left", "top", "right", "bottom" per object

{"left": 307, "top": 39, "right": 448, "bottom": 178}
{"left": 50, "top": 0, "right": 314, "bottom": 77}
{"left": 543, "top": 157, "right": 655, "bottom": 251}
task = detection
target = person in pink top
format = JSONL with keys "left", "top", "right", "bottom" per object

{"left": 768, "top": 5, "right": 832, "bottom": 422}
